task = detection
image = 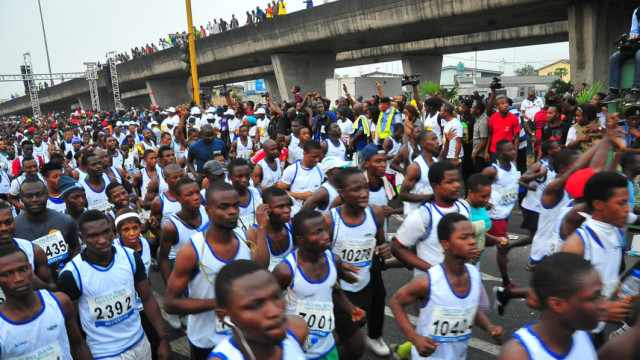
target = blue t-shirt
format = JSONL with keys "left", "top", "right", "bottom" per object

{"left": 312, "top": 111, "right": 338, "bottom": 141}
{"left": 188, "top": 139, "right": 227, "bottom": 172}
{"left": 354, "top": 120, "right": 368, "bottom": 150}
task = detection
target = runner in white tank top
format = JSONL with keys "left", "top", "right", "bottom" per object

{"left": 159, "top": 192, "right": 182, "bottom": 228}
{"left": 140, "top": 164, "right": 161, "bottom": 199}
{"left": 280, "top": 160, "right": 324, "bottom": 216}
{"left": 237, "top": 187, "right": 262, "bottom": 231}
{"left": 324, "top": 138, "right": 346, "bottom": 159}
{"left": 256, "top": 157, "right": 282, "bottom": 188}
{"left": 167, "top": 206, "right": 209, "bottom": 260}
{"left": 512, "top": 325, "right": 596, "bottom": 360}
{"left": 209, "top": 329, "right": 305, "bottom": 360}
{"left": 402, "top": 153, "right": 438, "bottom": 216}
{"left": 82, "top": 173, "right": 112, "bottom": 212}
{"left": 530, "top": 190, "right": 571, "bottom": 261}
{"left": 384, "top": 135, "right": 402, "bottom": 176}
{"left": 234, "top": 132, "right": 254, "bottom": 160}
{"left": 317, "top": 182, "right": 339, "bottom": 214}
{"left": 487, "top": 161, "right": 520, "bottom": 220}
{"left": 267, "top": 222, "right": 294, "bottom": 271}
{"left": 0, "top": 290, "right": 74, "bottom": 360}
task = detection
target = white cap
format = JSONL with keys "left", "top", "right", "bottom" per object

{"left": 254, "top": 108, "right": 266, "bottom": 115}
{"left": 190, "top": 107, "right": 201, "bottom": 115}
{"left": 160, "top": 111, "right": 168, "bottom": 115}
{"left": 116, "top": 121, "right": 123, "bottom": 126}
{"left": 205, "top": 107, "right": 215, "bottom": 114}
{"left": 206, "top": 113, "right": 215, "bottom": 120}
{"left": 225, "top": 109, "right": 235, "bottom": 116}
{"left": 167, "top": 107, "right": 176, "bottom": 113}
{"left": 320, "top": 156, "right": 353, "bottom": 174}
{"left": 149, "top": 121, "right": 158, "bottom": 126}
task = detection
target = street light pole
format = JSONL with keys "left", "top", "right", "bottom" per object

{"left": 185, "top": 0, "right": 200, "bottom": 105}
{"left": 37, "top": 0, "right": 53, "bottom": 84}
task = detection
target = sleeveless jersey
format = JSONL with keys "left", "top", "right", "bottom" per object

{"left": 167, "top": 206, "right": 210, "bottom": 260}
{"left": 369, "top": 183, "right": 389, "bottom": 232}
{"left": 238, "top": 188, "right": 262, "bottom": 231}
{"left": 76, "top": 168, "right": 87, "bottom": 181}
{"left": 157, "top": 168, "right": 169, "bottom": 195}
{"left": 413, "top": 264, "right": 481, "bottom": 360}
{"left": 0, "top": 290, "right": 72, "bottom": 360}
{"left": 113, "top": 237, "right": 151, "bottom": 311}
{"left": 283, "top": 250, "right": 337, "bottom": 359}
{"left": 111, "top": 150, "right": 124, "bottom": 169}
{"left": 575, "top": 218, "right": 625, "bottom": 298}
{"left": 325, "top": 138, "right": 346, "bottom": 159}
{"left": 289, "top": 134, "right": 300, "bottom": 151}
{"left": 32, "top": 143, "right": 48, "bottom": 160}
{"left": 64, "top": 246, "right": 144, "bottom": 359}
{"left": 108, "top": 166, "right": 122, "bottom": 184}
{"left": 140, "top": 165, "right": 161, "bottom": 199}
{"left": 209, "top": 329, "right": 305, "bottom": 360}
{"left": 187, "top": 230, "right": 251, "bottom": 348}
{"left": 385, "top": 137, "right": 403, "bottom": 175}
{"left": 330, "top": 207, "right": 378, "bottom": 292}
{"left": 317, "top": 182, "right": 339, "bottom": 214}
{"left": 267, "top": 222, "right": 294, "bottom": 271}
{"left": 403, "top": 154, "right": 437, "bottom": 217}
{"left": 0, "top": 170, "right": 10, "bottom": 194}
{"left": 413, "top": 201, "right": 470, "bottom": 277}
{"left": 521, "top": 159, "right": 555, "bottom": 213}
{"left": 159, "top": 192, "right": 181, "bottom": 229}
{"left": 47, "top": 195, "right": 67, "bottom": 213}
{"left": 256, "top": 158, "right": 282, "bottom": 188}
{"left": 0, "top": 238, "right": 36, "bottom": 304}
{"left": 287, "top": 161, "right": 323, "bottom": 216}
{"left": 235, "top": 137, "right": 254, "bottom": 160}
{"left": 513, "top": 325, "right": 597, "bottom": 360}
{"left": 82, "top": 174, "right": 112, "bottom": 212}
{"left": 530, "top": 191, "right": 571, "bottom": 262}
{"left": 550, "top": 200, "right": 575, "bottom": 255}
{"left": 488, "top": 162, "right": 520, "bottom": 220}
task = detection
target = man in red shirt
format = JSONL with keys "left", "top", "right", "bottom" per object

{"left": 250, "top": 132, "right": 288, "bottom": 165}
{"left": 533, "top": 107, "right": 548, "bottom": 153}
{"left": 485, "top": 95, "right": 520, "bottom": 164}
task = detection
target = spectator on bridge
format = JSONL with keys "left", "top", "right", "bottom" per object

{"left": 219, "top": 18, "right": 228, "bottom": 32}
{"left": 278, "top": 0, "right": 287, "bottom": 15}
{"left": 271, "top": 0, "right": 278, "bottom": 16}
{"left": 199, "top": 25, "right": 206, "bottom": 37}
{"left": 256, "top": 7, "right": 266, "bottom": 21}
{"left": 247, "top": 11, "right": 253, "bottom": 25}
{"left": 603, "top": 8, "right": 640, "bottom": 104}
{"left": 230, "top": 14, "right": 239, "bottom": 29}
{"left": 304, "top": 0, "right": 314, "bottom": 8}
{"left": 206, "top": 21, "right": 213, "bottom": 34}
{"left": 266, "top": 2, "right": 273, "bottom": 18}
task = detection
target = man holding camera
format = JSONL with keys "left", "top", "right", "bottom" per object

{"left": 603, "top": 8, "right": 640, "bottom": 104}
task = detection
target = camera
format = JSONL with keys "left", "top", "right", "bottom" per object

{"left": 260, "top": 92, "right": 270, "bottom": 98}
{"left": 401, "top": 74, "right": 421, "bottom": 87}
{"left": 219, "top": 85, "right": 232, "bottom": 97}
{"left": 615, "top": 33, "right": 640, "bottom": 57}
{"left": 490, "top": 77, "right": 502, "bottom": 90}
{"left": 317, "top": 113, "right": 329, "bottom": 123}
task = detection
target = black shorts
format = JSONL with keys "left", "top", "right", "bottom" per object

{"left": 334, "top": 282, "right": 371, "bottom": 342}
{"left": 520, "top": 207, "right": 539, "bottom": 235}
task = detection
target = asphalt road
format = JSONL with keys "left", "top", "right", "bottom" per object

{"left": 148, "top": 205, "right": 630, "bottom": 359}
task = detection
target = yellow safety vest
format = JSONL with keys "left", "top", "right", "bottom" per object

{"left": 377, "top": 108, "right": 397, "bottom": 140}
{"left": 279, "top": 3, "right": 286, "bottom": 14}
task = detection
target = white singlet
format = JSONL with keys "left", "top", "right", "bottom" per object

{"left": 0, "top": 290, "right": 73, "bottom": 360}
{"left": 113, "top": 237, "right": 151, "bottom": 311}
{"left": 63, "top": 246, "right": 144, "bottom": 359}
{"left": 267, "top": 222, "right": 295, "bottom": 271}
{"left": 108, "top": 166, "right": 122, "bottom": 184}
{"left": 513, "top": 325, "right": 597, "bottom": 360}
{"left": 324, "top": 138, "right": 346, "bottom": 159}
{"left": 140, "top": 165, "right": 161, "bottom": 199}
{"left": 487, "top": 162, "right": 520, "bottom": 220}
{"left": 316, "top": 182, "right": 339, "bottom": 214}
{"left": 530, "top": 190, "right": 572, "bottom": 262}
{"left": 256, "top": 158, "right": 282, "bottom": 188}
{"left": 209, "top": 329, "right": 305, "bottom": 360}
{"left": 413, "top": 264, "right": 481, "bottom": 360}
{"left": 403, "top": 154, "right": 437, "bottom": 217}
{"left": 157, "top": 168, "right": 169, "bottom": 195}
{"left": 167, "top": 206, "right": 210, "bottom": 260}
{"left": 235, "top": 137, "right": 254, "bottom": 160}
{"left": 111, "top": 150, "right": 124, "bottom": 169}
{"left": 238, "top": 188, "right": 262, "bottom": 231}
{"left": 82, "top": 174, "right": 112, "bottom": 212}
{"left": 521, "top": 159, "right": 555, "bottom": 214}
{"left": 385, "top": 137, "right": 402, "bottom": 175}
{"left": 159, "top": 192, "right": 181, "bottom": 229}
{"left": 187, "top": 230, "right": 251, "bottom": 349}
{"left": 330, "top": 206, "right": 378, "bottom": 292}
{"left": 47, "top": 195, "right": 67, "bottom": 213}
{"left": 282, "top": 160, "right": 324, "bottom": 216}
{"left": 283, "top": 250, "right": 337, "bottom": 359}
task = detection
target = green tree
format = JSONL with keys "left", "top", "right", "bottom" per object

{"left": 553, "top": 67, "right": 569, "bottom": 78}
{"left": 514, "top": 65, "right": 538, "bottom": 77}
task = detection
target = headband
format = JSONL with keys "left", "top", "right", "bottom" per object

{"left": 115, "top": 213, "right": 141, "bottom": 228}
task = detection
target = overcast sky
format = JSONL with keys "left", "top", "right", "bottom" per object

{"left": 0, "top": 0, "right": 568, "bottom": 100}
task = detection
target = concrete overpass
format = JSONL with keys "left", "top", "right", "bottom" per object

{"left": 0, "top": 0, "right": 635, "bottom": 116}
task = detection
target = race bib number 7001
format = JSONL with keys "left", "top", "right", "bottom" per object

{"left": 33, "top": 231, "right": 68, "bottom": 265}
{"left": 295, "top": 300, "right": 334, "bottom": 337}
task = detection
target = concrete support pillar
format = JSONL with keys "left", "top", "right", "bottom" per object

{"left": 76, "top": 94, "right": 92, "bottom": 112}
{"left": 263, "top": 73, "right": 282, "bottom": 103}
{"left": 271, "top": 53, "right": 337, "bottom": 102}
{"left": 402, "top": 54, "right": 443, "bottom": 85}
{"left": 145, "top": 77, "right": 192, "bottom": 107}
{"left": 568, "top": 1, "right": 634, "bottom": 88}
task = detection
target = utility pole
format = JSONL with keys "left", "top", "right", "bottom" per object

{"left": 185, "top": 0, "right": 200, "bottom": 104}
{"left": 37, "top": 0, "right": 53, "bottom": 84}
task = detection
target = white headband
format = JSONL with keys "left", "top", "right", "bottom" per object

{"left": 115, "top": 213, "right": 141, "bottom": 228}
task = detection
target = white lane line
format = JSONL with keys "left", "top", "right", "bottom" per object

{"left": 481, "top": 272, "right": 502, "bottom": 282}
{"left": 384, "top": 306, "right": 502, "bottom": 356}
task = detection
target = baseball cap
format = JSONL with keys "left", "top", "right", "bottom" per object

{"left": 72, "top": 137, "right": 82, "bottom": 144}
{"left": 202, "top": 160, "right": 225, "bottom": 175}
{"left": 255, "top": 108, "right": 266, "bottom": 115}
{"left": 216, "top": 106, "right": 224, "bottom": 112}
{"left": 206, "top": 113, "right": 215, "bottom": 120}
{"left": 190, "top": 107, "right": 201, "bottom": 115}
{"left": 116, "top": 121, "right": 123, "bottom": 126}
{"left": 320, "top": 156, "right": 353, "bottom": 173}
{"left": 167, "top": 107, "right": 176, "bottom": 113}
{"left": 565, "top": 168, "right": 595, "bottom": 199}
{"left": 361, "top": 144, "right": 385, "bottom": 163}
{"left": 224, "top": 109, "right": 235, "bottom": 116}
{"left": 205, "top": 107, "right": 215, "bottom": 114}
{"left": 59, "top": 177, "right": 85, "bottom": 198}
{"left": 625, "top": 106, "right": 640, "bottom": 118}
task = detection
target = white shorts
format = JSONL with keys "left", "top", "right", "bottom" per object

{"left": 100, "top": 336, "right": 152, "bottom": 360}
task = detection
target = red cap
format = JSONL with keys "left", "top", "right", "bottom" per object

{"left": 28, "top": 127, "right": 36, "bottom": 132}
{"left": 565, "top": 168, "right": 595, "bottom": 199}
{"left": 51, "top": 124, "right": 57, "bottom": 129}
{"left": 102, "top": 121, "right": 108, "bottom": 127}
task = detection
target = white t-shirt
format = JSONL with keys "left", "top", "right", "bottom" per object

{"left": 443, "top": 118, "right": 464, "bottom": 158}
{"left": 565, "top": 127, "right": 577, "bottom": 146}
{"left": 338, "top": 119, "right": 353, "bottom": 142}
{"left": 423, "top": 111, "right": 442, "bottom": 144}
{"left": 520, "top": 97, "right": 544, "bottom": 120}
{"left": 256, "top": 118, "right": 270, "bottom": 144}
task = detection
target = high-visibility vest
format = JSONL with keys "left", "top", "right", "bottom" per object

{"left": 377, "top": 108, "right": 397, "bottom": 140}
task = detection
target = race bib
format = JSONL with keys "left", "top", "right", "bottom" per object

{"left": 215, "top": 315, "right": 233, "bottom": 335}
{"left": 429, "top": 304, "right": 477, "bottom": 343}
{"left": 295, "top": 300, "right": 334, "bottom": 337}
{"left": 237, "top": 150, "right": 252, "bottom": 160}
{"left": 33, "top": 231, "right": 68, "bottom": 264}
{"left": 501, "top": 187, "right": 518, "bottom": 206}
{"left": 89, "top": 201, "right": 112, "bottom": 213}
{"left": 268, "top": 256, "right": 283, "bottom": 272}
{"left": 237, "top": 215, "right": 256, "bottom": 231}
{"left": 339, "top": 238, "right": 376, "bottom": 267}
{"left": 11, "top": 340, "right": 62, "bottom": 360}
{"left": 0, "top": 288, "right": 4, "bottom": 305}
{"left": 87, "top": 286, "right": 135, "bottom": 327}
